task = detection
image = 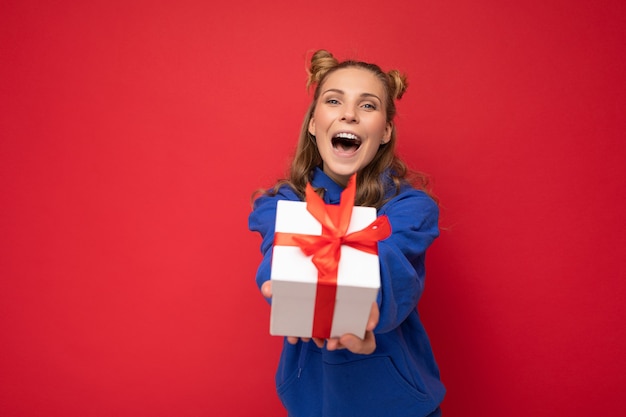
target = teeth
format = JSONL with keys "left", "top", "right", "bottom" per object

{"left": 334, "top": 132, "right": 359, "bottom": 140}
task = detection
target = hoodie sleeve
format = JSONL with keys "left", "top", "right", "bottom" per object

{"left": 375, "top": 189, "right": 440, "bottom": 333}
{"left": 248, "top": 187, "right": 300, "bottom": 291}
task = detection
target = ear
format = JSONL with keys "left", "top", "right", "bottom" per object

{"left": 381, "top": 122, "right": 392, "bottom": 144}
{"left": 308, "top": 116, "right": 316, "bottom": 136}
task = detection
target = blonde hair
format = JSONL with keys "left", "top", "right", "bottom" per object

{"left": 261, "top": 49, "right": 432, "bottom": 208}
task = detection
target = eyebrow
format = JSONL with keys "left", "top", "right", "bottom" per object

{"left": 322, "top": 88, "right": 383, "bottom": 104}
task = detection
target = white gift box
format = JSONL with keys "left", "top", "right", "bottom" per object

{"left": 269, "top": 199, "right": 381, "bottom": 339}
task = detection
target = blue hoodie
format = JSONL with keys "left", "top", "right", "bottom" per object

{"left": 249, "top": 168, "right": 445, "bottom": 417}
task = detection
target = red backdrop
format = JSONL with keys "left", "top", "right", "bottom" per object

{"left": 1, "top": 1, "right": 624, "bottom": 416}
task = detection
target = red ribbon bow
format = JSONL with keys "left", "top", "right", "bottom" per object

{"left": 274, "top": 174, "right": 391, "bottom": 338}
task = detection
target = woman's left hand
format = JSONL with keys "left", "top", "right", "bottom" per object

{"left": 325, "top": 302, "right": 379, "bottom": 355}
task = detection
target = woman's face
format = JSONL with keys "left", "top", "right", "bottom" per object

{"left": 308, "top": 67, "right": 392, "bottom": 186}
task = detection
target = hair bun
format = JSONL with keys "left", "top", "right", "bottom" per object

{"left": 387, "top": 69, "right": 408, "bottom": 100}
{"left": 307, "top": 50, "right": 339, "bottom": 90}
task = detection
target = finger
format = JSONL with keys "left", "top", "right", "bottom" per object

{"left": 366, "top": 302, "right": 380, "bottom": 331}
{"left": 261, "top": 280, "right": 273, "bottom": 298}
{"left": 312, "top": 337, "right": 325, "bottom": 348}
{"left": 360, "top": 330, "right": 376, "bottom": 354}
{"left": 340, "top": 331, "right": 376, "bottom": 355}
{"left": 325, "top": 338, "right": 344, "bottom": 351}
{"left": 287, "top": 336, "right": 299, "bottom": 345}
{"left": 339, "top": 334, "right": 356, "bottom": 352}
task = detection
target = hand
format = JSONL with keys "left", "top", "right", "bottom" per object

{"left": 261, "top": 281, "right": 379, "bottom": 354}
{"left": 325, "top": 302, "right": 379, "bottom": 355}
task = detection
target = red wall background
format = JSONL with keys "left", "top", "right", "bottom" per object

{"left": 1, "top": 1, "right": 624, "bottom": 416}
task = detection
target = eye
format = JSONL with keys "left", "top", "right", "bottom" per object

{"left": 362, "top": 103, "right": 377, "bottom": 110}
{"left": 326, "top": 98, "right": 340, "bottom": 105}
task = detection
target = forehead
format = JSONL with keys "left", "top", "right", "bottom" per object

{"left": 320, "top": 67, "right": 386, "bottom": 97}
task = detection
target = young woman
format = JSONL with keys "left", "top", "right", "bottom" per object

{"left": 249, "top": 50, "right": 444, "bottom": 417}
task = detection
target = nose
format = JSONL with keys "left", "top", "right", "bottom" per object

{"left": 340, "top": 104, "right": 359, "bottom": 123}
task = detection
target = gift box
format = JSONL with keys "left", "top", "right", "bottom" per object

{"left": 269, "top": 175, "right": 390, "bottom": 339}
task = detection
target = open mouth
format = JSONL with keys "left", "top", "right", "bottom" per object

{"left": 331, "top": 132, "right": 361, "bottom": 152}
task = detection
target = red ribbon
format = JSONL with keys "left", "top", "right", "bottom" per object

{"left": 273, "top": 174, "right": 391, "bottom": 338}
